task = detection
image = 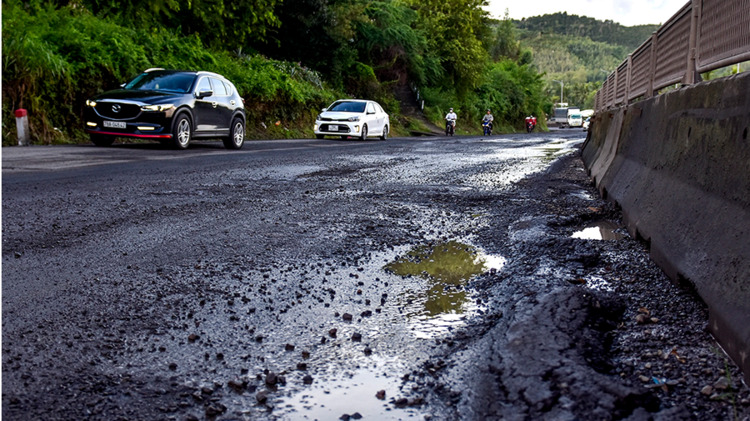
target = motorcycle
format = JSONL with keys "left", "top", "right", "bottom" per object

{"left": 445, "top": 119, "right": 456, "bottom": 136}
{"left": 482, "top": 120, "right": 492, "bottom": 136}
{"left": 525, "top": 117, "right": 537, "bottom": 133}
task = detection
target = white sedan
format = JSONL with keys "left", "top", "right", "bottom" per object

{"left": 314, "top": 99, "right": 389, "bottom": 140}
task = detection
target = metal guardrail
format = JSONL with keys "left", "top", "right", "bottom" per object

{"left": 595, "top": 0, "right": 750, "bottom": 112}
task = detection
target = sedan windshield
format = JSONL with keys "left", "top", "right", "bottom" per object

{"left": 124, "top": 72, "right": 196, "bottom": 93}
{"left": 328, "top": 101, "right": 367, "bottom": 113}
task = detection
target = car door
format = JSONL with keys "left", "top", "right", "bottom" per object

{"left": 208, "top": 77, "right": 232, "bottom": 136}
{"left": 375, "top": 102, "right": 388, "bottom": 131}
{"left": 193, "top": 76, "right": 221, "bottom": 134}
{"left": 365, "top": 102, "right": 381, "bottom": 135}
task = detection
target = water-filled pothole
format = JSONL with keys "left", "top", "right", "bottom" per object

{"left": 278, "top": 357, "right": 420, "bottom": 420}
{"left": 572, "top": 221, "right": 626, "bottom": 241}
{"left": 385, "top": 241, "right": 505, "bottom": 338}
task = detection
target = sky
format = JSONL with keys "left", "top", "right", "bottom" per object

{"left": 483, "top": 0, "right": 690, "bottom": 27}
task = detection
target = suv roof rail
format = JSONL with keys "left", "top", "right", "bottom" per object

{"left": 144, "top": 68, "right": 165, "bottom": 72}
{"left": 196, "top": 71, "right": 223, "bottom": 78}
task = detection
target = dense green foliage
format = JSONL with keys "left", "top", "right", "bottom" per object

{"left": 1, "top": 1, "right": 335, "bottom": 144}
{"left": 516, "top": 13, "right": 657, "bottom": 50}
{"left": 515, "top": 13, "right": 658, "bottom": 110}
{"left": 2, "top": 0, "right": 552, "bottom": 145}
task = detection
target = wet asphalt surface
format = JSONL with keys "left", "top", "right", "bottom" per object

{"left": 2, "top": 132, "right": 748, "bottom": 421}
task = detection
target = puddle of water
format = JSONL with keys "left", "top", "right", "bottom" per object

{"left": 571, "top": 190, "right": 594, "bottom": 200}
{"left": 278, "top": 357, "right": 421, "bottom": 420}
{"left": 384, "top": 241, "right": 505, "bottom": 335}
{"left": 572, "top": 221, "right": 626, "bottom": 241}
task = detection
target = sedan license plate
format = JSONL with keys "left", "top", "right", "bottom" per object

{"left": 328, "top": 125, "right": 339, "bottom": 132}
{"left": 103, "top": 120, "right": 126, "bottom": 129}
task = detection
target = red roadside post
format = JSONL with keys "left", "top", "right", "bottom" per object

{"left": 15, "top": 109, "right": 30, "bottom": 146}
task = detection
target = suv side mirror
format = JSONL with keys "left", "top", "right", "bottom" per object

{"left": 197, "top": 90, "right": 213, "bottom": 99}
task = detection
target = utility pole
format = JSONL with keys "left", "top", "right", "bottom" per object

{"left": 552, "top": 80, "right": 564, "bottom": 105}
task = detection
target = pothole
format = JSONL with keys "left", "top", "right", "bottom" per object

{"left": 572, "top": 221, "right": 626, "bottom": 241}
{"left": 384, "top": 240, "right": 505, "bottom": 338}
{"left": 278, "top": 356, "right": 421, "bottom": 420}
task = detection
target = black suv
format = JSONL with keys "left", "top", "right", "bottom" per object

{"left": 84, "top": 69, "right": 246, "bottom": 149}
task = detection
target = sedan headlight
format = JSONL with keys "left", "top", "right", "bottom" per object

{"left": 141, "top": 104, "right": 174, "bottom": 112}
{"left": 86, "top": 100, "right": 97, "bottom": 107}
{"left": 347, "top": 116, "right": 360, "bottom": 122}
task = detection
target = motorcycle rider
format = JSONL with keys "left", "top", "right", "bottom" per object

{"left": 445, "top": 108, "right": 457, "bottom": 135}
{"left": 482, "top": 109, "right": 494, "bottom": 134}
{"left": 525, "top": 115, "right": 537, "bottom": 132}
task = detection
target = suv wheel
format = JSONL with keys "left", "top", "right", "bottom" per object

{"left": 172, "top": 114, "right": 192, "bottom": 150}
{"left": 223, "top": 117, "right": 245, "bottom": 149}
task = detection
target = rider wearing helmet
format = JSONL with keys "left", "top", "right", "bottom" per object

{"left": 445, "top": 108, "right": 458, "bottom": 136}
{"left": 482, "top": 109, "right": 494, "bottom": 125}
{"left": 445, "top": 108, "right": 457, "bottom": 122}
{"left": 482, "top": 109, "right": 494, "bottom": 135}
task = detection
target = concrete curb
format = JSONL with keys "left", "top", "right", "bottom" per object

{"left": 582, "top": 72, "right": 750, "bottom": 382}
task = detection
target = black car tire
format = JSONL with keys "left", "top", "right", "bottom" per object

{"left": 223, "top": 117, "right": 245, "bottom": 150}
{"left": 90, "top": 134, "right": 115, "bottom": 147}
{"left": 360, "top": 124, "right": 368, "bottom": 141}
{"left": 172, "top": 113, "right": 192, "bottom": 150}
{"left": 380, "top": 125, "right": 388, "bottom": 141}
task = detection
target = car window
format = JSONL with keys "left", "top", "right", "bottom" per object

{"left": 375, "top": 103, "right": 385, "bottom": 114}
{"left": 210, "top": 77, "right": 228, "bottom": 96}
{"left": 222, "top": 81, "right": 234, "bottom": 96}
{"left": 329, "top": 101, "right": 366, "bottom": 113}
{"left": 366, "top": 103, "right": 376, "bottom": 114}
{"left": 125, "top": 72, "right": 195, "bottom": 93}
{"left": 196, "top": 77, "right": 212, "bottom": 95}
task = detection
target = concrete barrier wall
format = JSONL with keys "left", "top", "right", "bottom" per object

{"left": 582, "top": 72, "right": 750, "bottom": 382}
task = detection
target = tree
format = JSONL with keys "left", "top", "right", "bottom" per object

{"left": 407, "top": 0, "right": 490, "bottom": 98}
{"left": 490, "top": 10, "right": 519, "bottom": 61}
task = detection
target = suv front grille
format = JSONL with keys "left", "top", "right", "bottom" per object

{"left": 96, "top": 102, "right": 141, "bottom": 119}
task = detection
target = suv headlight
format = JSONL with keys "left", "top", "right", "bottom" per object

{"left": 141, "top": 104, "right": 174, "bottom": 112}
{"left": 86, "top": 100, "right": 97, "bottom": 107}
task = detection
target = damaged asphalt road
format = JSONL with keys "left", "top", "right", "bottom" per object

{"left": 2, "top": 133, "right": 748, "bottom": 420}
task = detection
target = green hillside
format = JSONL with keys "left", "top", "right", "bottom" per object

{"left": 515, "top": 13, "right": 658, "bottom": 109}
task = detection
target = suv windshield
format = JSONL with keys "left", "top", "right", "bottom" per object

{"left": 125, "top": 72, "right": 196, "bottom": 93}
{"left": 328, "top": 101, "right": 366, "bottom": 113}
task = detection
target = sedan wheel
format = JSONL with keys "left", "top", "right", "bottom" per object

{"left": 380, "top": 125, "right": 388, "bottom": 141}
{"left": 223, "top": 117, "right": 245, "bottom": 149}
{"left": 360, "top": 124, "right": 368, "bottom": 141}
{"left": 172, "top": 114, "right": 192, "bottom": 150}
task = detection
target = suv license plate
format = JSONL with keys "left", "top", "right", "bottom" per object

{"left": 328, "top": 125, "right": 338, "bottom": 132}
{"left": 103, "top": 120, "right": 126, "bottom": 129}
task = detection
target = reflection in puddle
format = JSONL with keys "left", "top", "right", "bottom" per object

{"left": 572, "top": 221, "right": 625, "bottom": 241}
{"left": 279, "top": 357, "right": 420, "bottom": 420}
{"left": 384, "top": 241, "right": 505, "bottom": 338}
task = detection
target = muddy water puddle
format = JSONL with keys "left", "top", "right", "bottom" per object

{"left": 275, "top": 241, "right": 504, "bottom": 419}
{"left": 572, "top": 221, "right": 626, "bottom": 241}
{"left": 278, "top": 356, "right": 420, "bottom": 420}
{"left": 385, "top": 241, "right": 505, "bottom": 338}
